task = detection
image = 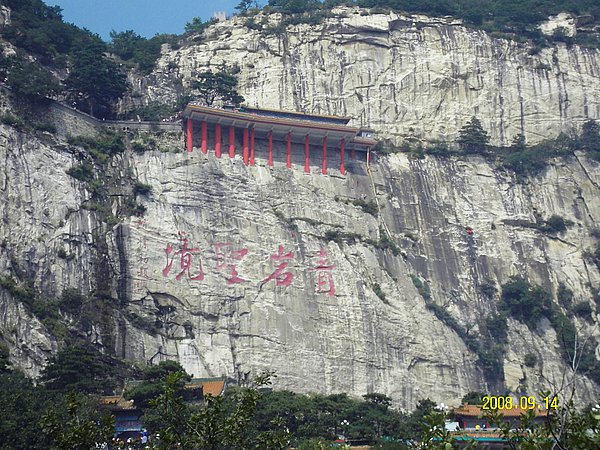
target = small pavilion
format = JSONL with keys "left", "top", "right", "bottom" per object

{"left": 182, "top": 104, "right": 376, "bottom": 175}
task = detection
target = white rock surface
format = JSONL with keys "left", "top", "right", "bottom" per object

{"left": 0, "top": 119, "right": 598, "bottom": 407}
{"left": 142, "top": 8, "right": 600, "bottom": 147}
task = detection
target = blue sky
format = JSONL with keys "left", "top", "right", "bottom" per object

{"left": 48, "top": 0, "right": 266, "bottom": 41}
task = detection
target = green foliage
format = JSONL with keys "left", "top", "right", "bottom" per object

{"left": 254, "top": 389, "right": 409, "bottom": 445}
{"left": 478, "top": 277, "right": 497, "bottom": 298}
{"left": 483, "top": 312, "right": 508, "bottom": 342}
{"left": 352, "top": 198, "right": 378, "bottom": 216}
{"left": 0, "top": 112, "right": 27, "bottom": 130}
{"left": 126, "top": 199, "right": 147, "bottom": 217}
{"left": 500, "top": 277, "right": 553, "bottom": 328}
{"left": 125, "top": 360, "right": 188, "bottom": 409}
{"left": 123, "top": 99, "right": 189, "bottom": 122}
{"left": 66, "top": 161, "right": 95, "bottom": 182}
{"left": 109, "top": 30, "right": 177, "bottom": 74}
{"left": 410, "top": 274, "right": 431, "bottom": 300}
{"left": 67, "top": 131, "right": 124, "bottom": 162}
{"left": 236, "top": 0, "right": 255, "bottom": 14}
{"left": 58, "top": 288, "right": 85, "bottom": 314}
{"left": 0, "top": 0, "right": 103, "bottom": 63}
{"left": 524, "top": 352, "right": 538, "bottom": 367}
{"left": 41, "top": 392, "right": 114, "bottom": 450}
{"left": 377, "top": 228, "right": 401, "bottom": 256}
{"left": 133, "top": 181, "right": 153, "bottom": 196}
{"left": 147, "top": 370, "right": 291, "bottom": 449}
{"left": 0, "top": 343, "right": 9, "bottom": 374}
{"left": 556, "top": 282, "right": 573, "bottom": 309}
{"left": 191, "top": 70, "right": 245, "bottom": 106}
{"left": 457, "top": 116, "right": 489, "bottom": 154}
{"left": 0, "top": 370, "right": 55, "bottom": 449}
{"left": 5, "top": 57, "right": 61, "bottom": 103}
{"left": 268, "top": 0, "right": 321, "bottom": 13}
{"left": 572, "top": 301, "right": 593, "bottom": 321}
{"left": 184, "top": 17, "right": 218, "bottom": 35}
{"left": 372, "top": 282, "right": 386, "bottom": 301}
{"left": 539, "top": 214, "right": 571, "bottom": 233}
{"left": 65, "top": 42, "right": 128, "bottom": 118}
{"left": 41, "top": 345, "right": 119, "bottom": 394}
{"left": 461, "top": 391, "right": 485, "bottom": 405}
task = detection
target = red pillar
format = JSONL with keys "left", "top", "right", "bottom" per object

{"left": 250, "top": 127, "right": 255, "bottom": 166}
{"left": 215, "top": 123, "right": 221, "bottom": 158}
{"left": 286, "top": 132, "right": 291, "bottom": 169}
{"left": 304, "top": 134, "right": 310, "bottom": 173}
{"left": 268, "top": 130, "right": 273, "bottom": 167}
{"left": 351, "top": 147, "right": 356, "bottom": 160}
{"left": 242, "top": 128, "right": 249, "bottom": 165}
{"left": 339, "top": 139, "right": 346, "bottom": 175}
{"left": 228, "top": 126, "right": 235, "bottom": 158}
{"left": 186, "top": 119, "right": 193, "bottom": 152}
{"left": 321, "top": 135, "right": 327, "bottom": 175}
{"left": 201, "top": 121, "right": 207, "bottom": 154}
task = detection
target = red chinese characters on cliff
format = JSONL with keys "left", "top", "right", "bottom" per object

{"left": 162, "top": 233, "right": 205, "bottom": 281}
{"left": 260, "top": 245, "right": 294, "bottom": 287}
{"left": 160, "top": 235, "right": 335, "bottom": 295}
{"left": 213, "top": 242, "right": 249, "bottom": 285}
{"left": 313, "top": 248, "right": 336, "bottom": 297}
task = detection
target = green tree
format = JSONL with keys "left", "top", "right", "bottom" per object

{"left": 461, "top": 391, "right": 486, "bottom": 405}
{"left": 148, "top": 370, "right": 290, "bottom": 449}
{"left": 41, "top": 392, "right": 114, "bottom": 450}
{"left": 500, "top": 277, "right": 553, "bottom": 328}
{"left": 185, "top": 17, "right": 217, "bottom": 35}
{"left": 65, "top": 43, "right": 127, "bottom": 117}
{"left": 268, "top": 0, "right": 321, "bottom": 14}
{"left": 191, "top": 70, "right": 245, "bottom": 106}
{"left": 5, "top": 58, "right": 60, "bottom": 103}
{"left": 0, "top": 370, "right": 56, "bottom": 449}
{"left": 510, "top": 133, "right": 527, "bottom": 152}
{"left": 0, "top": 343, "right": 9, "bottom": 373}
{"left": 235, "top": 0, "right": 255, "bottom": 14}
{"left": 457, "top": 116, "right": 490, "bottom": 154}
{"left": 40, "top": 345, "right": 116, "bottom": 394}
{"left": 581, "top": 119, "right": 600, "bottom": 156}
{"left": 125, "top": 360, "right": 189, "bottom": 408}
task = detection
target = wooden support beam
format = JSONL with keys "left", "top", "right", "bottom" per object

{"left": 243, "top": 128, "right": 249, "bottom": 165}
{"left": 304, "top": 134, "right": 310, "bottom": 173}
{"left": 286, "top": 132, "right": 291, "bottom": 169}
{"left": 322, "top": 135, "right": 327, "bottom": 175}
{"left": 339, "top": 139, "right": 346, "bottom": 175}
{"left": 215, "top": 123, "right": 221, "bottom": 158}
{"left": 268, "top": 130, "right": 273, "bottom": 167}
{"left": 186, "top": 119, "right": 193, "bottom": 152}
{"left": 228, "top": 126, "right": 235, "bottom": 158}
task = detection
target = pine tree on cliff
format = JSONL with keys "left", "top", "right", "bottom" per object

{"left": 191, "top": 70, "right": 245, "bottom": 106}
{"left": 458, "top": 116, "right": 490, "bottom": 154}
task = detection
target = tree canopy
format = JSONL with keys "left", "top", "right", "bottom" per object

{"left": 191, "top": 70, "right": 245, "bottom": 106}
{"left": 457, "top": 116, "right": 490, "bottom": 154}
{"left": 65, "top": 43, "right": 128, "bottom": 117}
{"left": 40, "top": 344, "right": 119, "bottom": 394}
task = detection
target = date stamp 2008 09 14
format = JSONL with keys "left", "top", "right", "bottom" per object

{"left": 481, "top": 395, "right": 559, "bottom": 410}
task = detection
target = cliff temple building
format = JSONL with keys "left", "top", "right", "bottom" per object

{"left": 182, "top": 104, "right": 377, "bottom": 175}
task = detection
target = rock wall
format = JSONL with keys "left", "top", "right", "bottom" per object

{"left": 0, "top": 8, "right": 599, "bottom": 408}
{"left": 1, "top": 115, "right": 598, "bottom": 407}
{"left": 144, "top": 7, "right": 600, "bottom": 146}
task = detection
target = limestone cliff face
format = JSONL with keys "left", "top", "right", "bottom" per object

{"left": 1, "top": 112, "right": 598, "bottom": 407}
{"left": 138, "top": 7, "right": 600, "bottom": 146}
{"left": 1, "top": 8, "right": 600, "bottom": 409}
